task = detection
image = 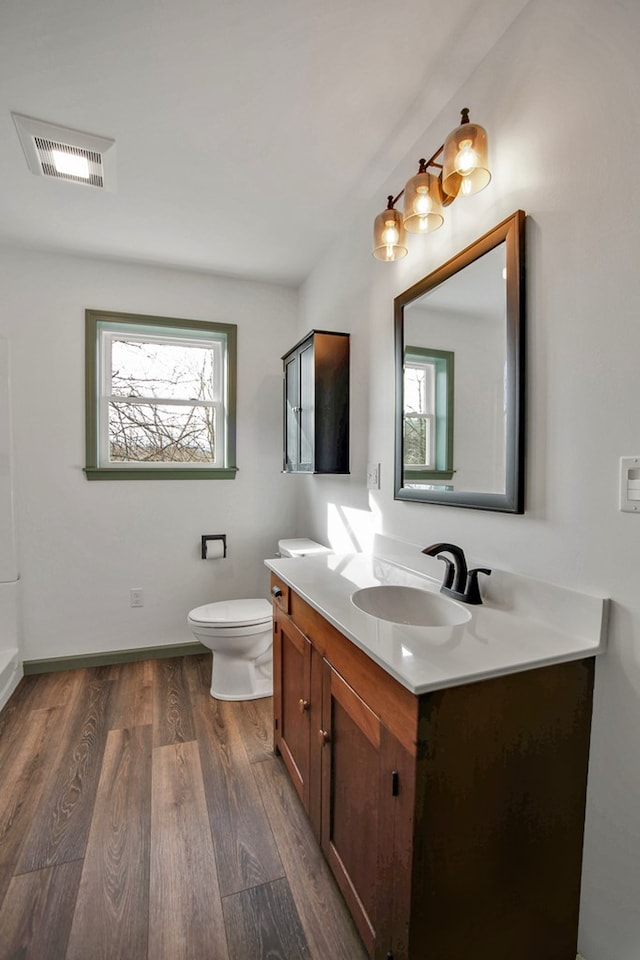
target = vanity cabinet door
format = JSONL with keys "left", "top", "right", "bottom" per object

{"left": 319, "top": 659, "right": 397, "bottom": 959}
{"left": 273, "top": 611, "right": 312, "bottom": 813}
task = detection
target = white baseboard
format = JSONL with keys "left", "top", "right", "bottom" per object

{"left": 0, "top": 648, "right": 22, "bottom": 711}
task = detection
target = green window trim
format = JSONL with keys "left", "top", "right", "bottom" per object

{"left": 85, "top": 309, "right": 238, "bottom": 481}
{"left": 405, "top": 468, "right": 455, "bottom": 482}
{"left": 403, "top": 346, "right": 454, "bottom": 480}
{"left": 83, "top": 466, "right": 239, "bottom": 481}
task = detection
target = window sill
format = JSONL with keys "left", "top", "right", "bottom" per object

{"left": 404, "top": 469, "right": 455, "bottom": 481}
{"left": 84, "top": 466, "right": 239, "bottom": 481}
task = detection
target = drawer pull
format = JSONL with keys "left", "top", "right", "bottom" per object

{"left": 298, "top": 698, "right": 310, "bottom": 713}
{"left": 318, "top": 729, "right": 330, "bottom": 746}
{"left": 270, "top": 586, "right": 283, "bottom": 599}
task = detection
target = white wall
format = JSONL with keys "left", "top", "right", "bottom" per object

{"left": 0, "top": 338, "right": 18, "bottom": 584}
{"left": 0, "top": 247, "right": 298, "bottom": 662}
{"left": 297, "top": 1, "right": 640, "bottom": 957}
{"left": 0, "top": 336, "right": 22, "bottom": 709}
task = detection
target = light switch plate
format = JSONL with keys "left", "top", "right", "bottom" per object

{"left": 620, "top": 456, "right": 640, "bottom": 512}
{"left": 367, "top": 462, "right": 380, "bottom": 489}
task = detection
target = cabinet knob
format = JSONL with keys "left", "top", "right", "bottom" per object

{"left": 270, "top": 586, "right": 283, "bottom": 599}
{"left": 298, "top": 698, "right": 310, "bottom": 714}
{"left": 318, "top": 729, "right": 330, "bottom": 746}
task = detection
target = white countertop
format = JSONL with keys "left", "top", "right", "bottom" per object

{"left": 265, "top": 553, "right": 609, "bottom": 695}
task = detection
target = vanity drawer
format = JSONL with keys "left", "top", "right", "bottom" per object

{"left": 270, "top": 574, "right": 290, "bottom": 615}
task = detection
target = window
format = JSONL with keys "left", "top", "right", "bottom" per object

{"left": 85, "top": 310, "right": 237, "bottom": 480}
{"left": 403, "top": 347, "right": 454, "bottom": 480}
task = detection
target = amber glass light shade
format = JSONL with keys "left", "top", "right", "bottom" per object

{"left": 373, "top": 199, "right": 408, "bottom": 261}
{"left": 403, "top": 167, "right": 444, "bottom": 234}
{"left": 442, "top": 111, "right": 491, "bottom": 198}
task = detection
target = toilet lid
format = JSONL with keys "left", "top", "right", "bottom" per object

{"left": 188, "top": 598, "right": 272, "bottom": 627}
{"left": 278, "top": 537, "right": 332, "bottom": 557}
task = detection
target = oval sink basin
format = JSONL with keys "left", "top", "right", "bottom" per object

{"left": 351, "top": 585, "right": 471, "bottom": 627}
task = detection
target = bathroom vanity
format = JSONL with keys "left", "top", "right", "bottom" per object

{"left": 265, "top": 553, "right": 607, "bottom": 960}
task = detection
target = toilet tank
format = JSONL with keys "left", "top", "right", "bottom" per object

{"left": 278, "top": 538, "right": 332, "bottom": 558}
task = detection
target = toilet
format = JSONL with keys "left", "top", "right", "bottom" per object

{"left": 188, "top": 598, "right": 273, "bottom": 701}
{"left": 188, "top": 538, "right": 331, "bottom": 701}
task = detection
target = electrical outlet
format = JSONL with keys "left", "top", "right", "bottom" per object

{"left": 367, "top": 462, "right": 380, "bottom": 489}
{"left": 130, "top": 588, "right": 144, "bottom": 608}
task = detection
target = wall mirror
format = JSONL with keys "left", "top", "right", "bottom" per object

{"left": 394, "top": 209, "right": 525, "bottom": 512}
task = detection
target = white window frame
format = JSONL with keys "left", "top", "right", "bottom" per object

{"left": 404, "top": 359, "right": 436, "bottom": 470}
{"left": 99, "top": 328, "right": 226, "bottom": 469}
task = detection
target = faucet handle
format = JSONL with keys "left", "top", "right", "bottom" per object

{"left": 464, "top": 567, "right": 492, "bottom": 605}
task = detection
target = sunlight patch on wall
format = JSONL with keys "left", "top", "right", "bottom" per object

{"left": 327, "top": 502, "right": 377, "bottom": 554}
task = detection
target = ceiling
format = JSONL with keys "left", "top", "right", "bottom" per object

{"left": 0, "top": 0, "right": 529, "bottom": 286}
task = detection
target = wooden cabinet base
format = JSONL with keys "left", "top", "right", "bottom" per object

{"left": 271, "top": 574, "right": 594, "bottom": 960}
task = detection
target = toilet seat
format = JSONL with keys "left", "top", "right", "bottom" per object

{"left": 188, "top": 598, "right": 272, "bottom": 628}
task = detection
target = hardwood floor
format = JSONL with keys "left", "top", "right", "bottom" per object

{"left": 0, "top": 655, "right": 367, "bottom": 960}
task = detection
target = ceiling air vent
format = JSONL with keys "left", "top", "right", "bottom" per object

{"left": 12, "top": 113, "right": 116, "bottom": 190}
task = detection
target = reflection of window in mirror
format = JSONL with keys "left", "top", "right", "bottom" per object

{"left": 403, "top": 347, "right": 454, "bottom": 480}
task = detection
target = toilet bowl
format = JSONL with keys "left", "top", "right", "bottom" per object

{"left": 188, "top": 598, "right": 273, "bottom": 701}
{"left": 189, "top": 540, "right": 331, "bottom": 702}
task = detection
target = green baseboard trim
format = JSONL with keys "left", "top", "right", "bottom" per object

{"left": 23, "top": 642, "right": 210, "bottom": 675}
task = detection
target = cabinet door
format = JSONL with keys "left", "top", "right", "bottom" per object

{"left": 320, "top": 661, "right": 392, "bottom": 959}
{"left": 297, "top": 339, "right": 314, "bottom": 471}
{"left": 283, "top": 352, "right": 300, "bottom": 470}
{"left": 283, "top": 339, "right": 314, "bottom": 473}
{"left": 273, "top": 612, "right": 312, "bottom": 811}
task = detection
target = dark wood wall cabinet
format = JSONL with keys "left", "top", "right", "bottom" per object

{"left": 282, "top": 330, "right": 349, "bottom": 474}
{"left": 270, "top": 573, "right": 595, "bottom": 960}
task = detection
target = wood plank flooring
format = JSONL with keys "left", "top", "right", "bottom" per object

{"left": 0, "top": 654, "right": 367, "bottom": 960}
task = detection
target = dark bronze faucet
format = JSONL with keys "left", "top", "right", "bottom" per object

{"left": 422, "top": 542, "right": 491, "bottom": 605}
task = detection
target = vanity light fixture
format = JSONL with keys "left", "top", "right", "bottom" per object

{"left": 372, "top": 108, "right": 491, "bottom": 261}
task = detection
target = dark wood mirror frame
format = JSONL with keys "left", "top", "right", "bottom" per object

{"left": 394, "top": 209, "right": 526, "bottom": 513}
